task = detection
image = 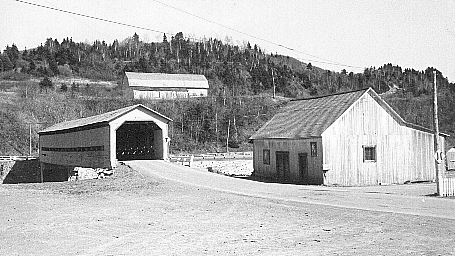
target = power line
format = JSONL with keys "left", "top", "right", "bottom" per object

{"left": 150, "top": 0, "right": 363, "bottom": 69}
{"left": 13, "top": 0, "right": 200, "bottom": 43}
{"left": 295, "top": 57, "right": 364, "bottom": 70}
{"left": 14, "top": 0, "right": 167, "bottom": 35}
{"left": 41, "top": 0, "right": 112, "bottom": 40}
{"left": 14, "top": 0, "right": 362, "bottom": 69}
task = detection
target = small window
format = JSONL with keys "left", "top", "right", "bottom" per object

{"left": 310, "top": 142, "right": 317, "bottom": 157}
{"left": 263, "top": 149, "right": 270, "bottom": 165}
{"left": 363, "top": 146, "right": 376, "bottom": 162}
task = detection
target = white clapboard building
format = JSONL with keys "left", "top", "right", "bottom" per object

{"left": 250, "top": 88, "right": 448, "bottom": 186}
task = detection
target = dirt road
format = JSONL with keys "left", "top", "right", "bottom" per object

{"left": 129, "top": 160, "right": 455, "bottom": 220}
{"left": 0, "top": 161, "right": 454, "bottom": 255}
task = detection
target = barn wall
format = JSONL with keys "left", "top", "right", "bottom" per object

{"left": 39, "top": 126, "right": 111, "bottom": 168}
{"left": 322, "top": 92, "right": 439, "bottom": 186}
{"left": 252, "top": 138, "right": 323, "bottom": 184}
{"left": 187, "top": 89, "right": 208, "bottom": 97}
{"left": 109, "top": 108, "right": 169, "bottom": 167}
{"left": 133, "top": 89, "right": 208, "bottom": 99}
{"left": 133, "top": 90, "right": 188, "bottom": 99}
{"left": 127, "top": 75, "right": 209, "bottom": 100}
{"left": 128, "top": 78, "right": 208, "bottom": 89}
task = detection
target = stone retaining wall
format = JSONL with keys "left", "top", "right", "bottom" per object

{"left": 0, "top": 161, "right": 15, "bottom": 183}
{"left": 1, "top": 160, "right": 41, "bottom": 184}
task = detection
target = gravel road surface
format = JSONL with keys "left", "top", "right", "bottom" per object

{"left": 129, "top": 160, "right": 455, "bottom": 220}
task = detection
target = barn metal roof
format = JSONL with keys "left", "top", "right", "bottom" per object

{"left": 125, "top": 72, "right": 209, "bottom": 89}
{"left": 250, "top": 89, "right": 368, "bottom": 139}
{"left": 249, "top": 88, "right": 445, "bottom": 140}
{"left": 38, "top": 104, "right": 171, "bottom": 134}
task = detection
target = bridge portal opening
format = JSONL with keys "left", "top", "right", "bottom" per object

{"left": 116, "top": 121, "right": 163, "bottom": 161}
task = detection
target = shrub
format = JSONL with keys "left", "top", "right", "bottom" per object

{"left": 39, "top": 77, "right": 53, "bottom": 91}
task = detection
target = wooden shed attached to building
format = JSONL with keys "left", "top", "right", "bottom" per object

{"left": 124, "top": 72, "right": 209, "bottom": 99}
{"left": 38, "top": 104, "right": 172, "bottom": 174}
{"left": 250, "top": 88, "right": 448, "bottom": 186}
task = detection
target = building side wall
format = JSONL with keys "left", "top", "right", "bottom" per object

{"left": 252, "top": 138, "right": 323, "bottom": 184}
{"left": 128, "top": 79, "right": 208, "bottom": 89}
{"left": 133, "top": 89, "right": 207, "bottom": 99}
{"left": 322, "top": 93, "right": 437, "bottom": 186}
{"left": 39, "top": 126, "right": 111, "bottom": 168}
{"left": 188, "top": 89, "right": 208, "bottom": 97}
{"left": 447, "top": 149, "right": 455, "bottom": 170}
{"left": 133, "top": 90, "right": 186, "bottom": 99}
{"left": 154, "top": 130, "right": 164, "bottom": 159}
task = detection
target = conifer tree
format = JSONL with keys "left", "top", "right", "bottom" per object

{"left": 39, "top": 77, "right": 53, "bottom": 92}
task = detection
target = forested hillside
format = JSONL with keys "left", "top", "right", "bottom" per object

{"left": 0, "top": 32, "right": 454, "bottom": 155}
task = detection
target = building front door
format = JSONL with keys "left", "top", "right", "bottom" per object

{"left": 276, "top": 151, "right": 290, "bottom": 181}
{"left": 298, "top": 153, "right": 308, "bottom": 184}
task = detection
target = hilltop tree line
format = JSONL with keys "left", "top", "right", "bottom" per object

{"left": 1, "top": 32, "right": 453, "bottom": 98}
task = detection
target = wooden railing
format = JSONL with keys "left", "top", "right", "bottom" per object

{"left": 169, "top": 151, "right": 253, "bottom": 167}
{"left": 193, "top": 151, "right": 253, "bottom": 160}
{"left": 169, "top": 155, "right": 194, "bottom": 167}
{"left": 440, "top": 172, "right": 455, "bottom": 197}
{"left": 0, "top": 156, "right": 38, "bottom": 162}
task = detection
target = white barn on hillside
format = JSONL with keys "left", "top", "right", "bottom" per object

{"left": 124, "top": 72, "right": 209, "bottom": 99}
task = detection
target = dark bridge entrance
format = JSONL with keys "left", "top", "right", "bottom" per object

{"left": 116, "top": 121, "right": 162, "bottom": 161}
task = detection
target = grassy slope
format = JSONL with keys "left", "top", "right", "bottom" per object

{"left": 0, "top": 78, "right": 453, "bottom": 156}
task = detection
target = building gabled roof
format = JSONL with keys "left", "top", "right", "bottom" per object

{"left": 365, "top": 90, "right": 439, "bottom": 135}
{"left": 125, "top": 72, "right": 209, "bottom": 89}
{"left": 250, "top": 89, "right": 368, "bottom": 140}
{"left": 249, "top": 88, "right": 446, "bottom": 140}
{"left": 38, "top": 104, "right": 172, "bottom": 134}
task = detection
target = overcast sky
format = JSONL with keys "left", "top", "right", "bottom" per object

{"left": 2, "top": 0, "right": 455, "bottom": 81}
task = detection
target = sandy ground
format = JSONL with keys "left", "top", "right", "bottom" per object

{"left": 0, "top": 162, "right": 454, "bottom": 255}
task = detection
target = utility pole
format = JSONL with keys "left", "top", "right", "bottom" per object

{"left": 226, "top": 119, "right": 230, "bottom": 153}
{"left": 25, "top": 122, "right": 47, "bottom": 182}
{"left": 271, "top": 68, "right": 276, "bottom": 99}
{"left": 433, "top": 70, "right": 441, "bottom": 195}
{"left": 215, "top": 112, "right": 218, "bottom": 146}
{"left": 26, "top": 121, "right": 48, "bottom": 157}
{"left": 29, "top": 124, "right": 32, "bottom": 157}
